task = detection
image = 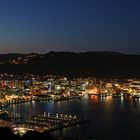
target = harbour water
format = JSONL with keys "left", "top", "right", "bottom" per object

{"left": 6, "top": 95, "right": 140, "bottom": 140}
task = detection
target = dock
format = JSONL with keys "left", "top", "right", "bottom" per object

{"left": 0, "top": 110, "right": 23, "bottom": 123}
{"left": 24, "top": 112, "right": 90, "bottom": 132}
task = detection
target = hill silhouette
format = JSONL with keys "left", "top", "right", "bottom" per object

{"left": 0, "top": 51, "right": 140, "bottom": 78}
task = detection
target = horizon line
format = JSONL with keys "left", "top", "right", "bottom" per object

{"left": 0, "top": 50, "right": 136, "bottom": 55}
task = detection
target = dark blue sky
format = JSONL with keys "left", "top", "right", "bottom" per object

{"left": 0, "top": 0, "right": 140, "bottom": 54}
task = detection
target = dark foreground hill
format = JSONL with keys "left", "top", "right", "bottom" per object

{"left": 0, "top": 51, "right": 140, "bottom": 78}
{"left": 0, "top": 127, "right": 59, "bottom": 140}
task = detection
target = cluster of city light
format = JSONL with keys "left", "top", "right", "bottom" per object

{"left": 0, "top": 74, "right": 140, "bottom": 106}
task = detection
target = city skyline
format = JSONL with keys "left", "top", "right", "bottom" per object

{"left": 0, "top": 0, "right": 140, "bottom": 54}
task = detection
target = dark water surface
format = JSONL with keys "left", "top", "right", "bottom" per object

{"left": 6, "top": 95, "right": 140, "bottom": 140}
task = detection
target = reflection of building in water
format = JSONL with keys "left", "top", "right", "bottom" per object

{"left": 90, "top": 95, "right": 99, "bottom": 103}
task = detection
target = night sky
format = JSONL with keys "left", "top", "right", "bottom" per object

{"left": 0, "top": 0, "right": 140, "bottom": 54}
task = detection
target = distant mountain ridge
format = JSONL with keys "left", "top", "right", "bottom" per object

{"left": 0, "top": 51, "right": 140, "bottom": 78}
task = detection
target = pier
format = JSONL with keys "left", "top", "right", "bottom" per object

{"left": 53, "top": 95, "right": 82, "bottom": 102}
{"left": 0, "top": 98, "right": 32, "bottom": 108}
{"left": 24, "top": 112, "right": 90, "bottom": 132}
{"left": 0, "top": 110, "right": 23, "bottom": 123}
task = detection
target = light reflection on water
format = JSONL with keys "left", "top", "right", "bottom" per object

{"left": 6, "top": 96, "right": 140, "bottom": 140}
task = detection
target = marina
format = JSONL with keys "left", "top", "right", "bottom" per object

{"left": 0, "top": 109, "right": 90, "bottom": 135}
{"left": 0, "top": 110, "right": 22, "bottom": 123}
{"left": 0, "top": 76, "right": 140, "bottom": 139}
{"left": 24, "top": 113, "right": 89, "bottom": 132}
{"left": 1, "top": 94, "right": 140, "bottom": 140}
